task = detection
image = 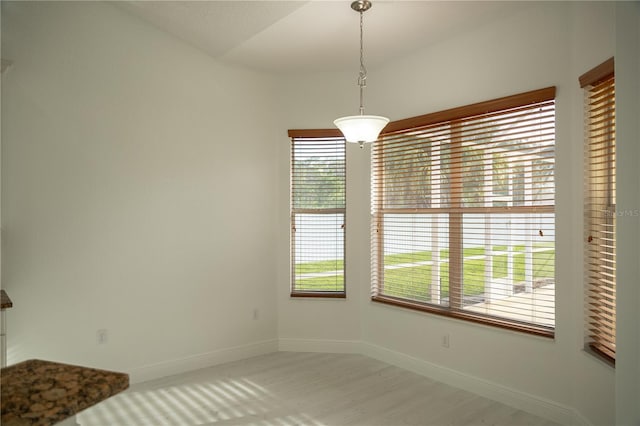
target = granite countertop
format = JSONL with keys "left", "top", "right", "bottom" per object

{"left": 1, "top": 289, "right": 13, "bottom": 309}
{"left": 1, "top": 359, "right": 129, "bottom": 426}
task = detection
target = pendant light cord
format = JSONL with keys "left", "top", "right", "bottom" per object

{"left": 358, "top": 10, "right": 367, "bottom": 116}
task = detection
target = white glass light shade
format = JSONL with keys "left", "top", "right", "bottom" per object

{"left": 334, "top": 115, "right": 390, "bottom": 143}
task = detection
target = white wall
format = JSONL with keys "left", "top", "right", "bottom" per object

{"left": 615, "top": 2, "right": 640, "bottom": 424}
{"left": 275, "top": 70, "right": 368, "bottom": 350}
{"left": 1, "top": 1, "right": 279, "bottom": 382}
{"left": 567, "top": 2, "right": 618, "bottom": 425}
{"left": 277, "top": 2, "right": 617, "bottom": 424}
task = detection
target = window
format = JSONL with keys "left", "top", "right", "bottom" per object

{"left": 289, "top": 130, "right": 346, "bottom": 297}
{"left": 371, "top": 88, "right": 556, "bottom": 337}
{"left": 581, "top": 58, "right": 616, "bottom": 364}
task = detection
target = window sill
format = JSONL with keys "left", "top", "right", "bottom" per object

{"left": 372, "top": 295, "right": 554, "bottom": 339}
{"left": 291, "top": 292, "right": 346, "bottom": 299}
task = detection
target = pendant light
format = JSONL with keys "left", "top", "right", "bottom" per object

{"left": 334, "top": 0, "right": 389, "bottom": 148}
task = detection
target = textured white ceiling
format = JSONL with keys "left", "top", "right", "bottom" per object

{"left": 115, "top": 1, "right": 533, "bottom": 73}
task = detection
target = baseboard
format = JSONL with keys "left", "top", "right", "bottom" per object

{"left": 360, "top": 341, "right": 584, "bottom": 426}
{"left": 128, "top": 339, "right": 278, "bottom": 384}
{"left": 278, "top": 337, "right": 362, "bottom": 354}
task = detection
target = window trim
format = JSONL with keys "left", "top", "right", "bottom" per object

{"left": 288, "top": 130, "right": 347, "bottom": 299}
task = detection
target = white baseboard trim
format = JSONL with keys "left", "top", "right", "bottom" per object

{"left": 360, "top": 341, "right": 584, "bottom": 426}
{"left": 128, "top": 339, "right": 278, "bottom": 384}
{"left": 278, "top": 337, "right": 362, "bottom": 354}
{"left": 277, "top": 337, "right": 586, "bottom": 425}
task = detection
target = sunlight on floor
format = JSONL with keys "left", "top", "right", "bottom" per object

{"left": 77, "top": 376, "right": 322, "bottom": 426}
{"left": 75, "top": 352, "right": 558, "bottom": 426}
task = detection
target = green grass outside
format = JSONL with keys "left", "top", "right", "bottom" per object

{"left": 294, "top": 244, "right": 555, "bottom": 296}
{"left": 381, "top": 249, "right": 555, "bottom": 301}
{"left": 296, "top": 259, "right": 344, "bottom": 274}
{"left": 294, "top": 274, "right": 344, "bottom": 292}
{"left": 382, "top": 251, "right": 433, "bottom": 264}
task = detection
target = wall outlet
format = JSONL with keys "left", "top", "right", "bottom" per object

{"left": 97, "top": 329, "right": 108, "bottom": 344}
{"left": 441, "top": 333, "right": 450, "bottom": 348}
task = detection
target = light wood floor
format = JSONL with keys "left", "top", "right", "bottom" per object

{"left": 77, "top": 352, "right": 559, "bottom": 426}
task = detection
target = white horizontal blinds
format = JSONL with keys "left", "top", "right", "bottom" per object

{"left": 291, "top": 136, "right": 346, "bottom": 296}
{"left": 582, "top": 59, "right": 616, "bottom": 362}
{"left": 372, "top": 88, "right": 556, "bottom": 335}
{"left": 371, "top": 125, "right": 451, "bottom": 305}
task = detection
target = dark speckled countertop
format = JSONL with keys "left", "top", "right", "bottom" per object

{"left": 1, "top": 289, "right": 13, "bottom": 309}
{"left": 1, "top": 359, "right": 129, "bottom": 426}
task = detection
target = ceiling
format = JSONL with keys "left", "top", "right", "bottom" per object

{"left": 115, "top": 1, "right": 533, "bottom": 74}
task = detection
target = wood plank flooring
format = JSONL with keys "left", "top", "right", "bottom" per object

{"left": 77, "top": 352, "right": 559, "bottom": 426}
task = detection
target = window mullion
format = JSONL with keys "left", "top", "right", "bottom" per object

{"left": 449, "top": 120, "right": 464, "bottom": 310}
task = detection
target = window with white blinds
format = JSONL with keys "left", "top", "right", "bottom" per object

{"left": 372, "top": 88, "right": 556, "bottom": 336}
{"left": 581, "top": 58, "right": 616, "bottom": 364}
{"left": 289, "top": 131, "right": 346, "bottom": 297}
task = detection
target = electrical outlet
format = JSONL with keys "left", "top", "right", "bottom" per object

{"left": 441, "top": 334, "right": 450, "bottom": 348}
{"left": 97, "top": 329, "right": 108, "bottom": 345}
